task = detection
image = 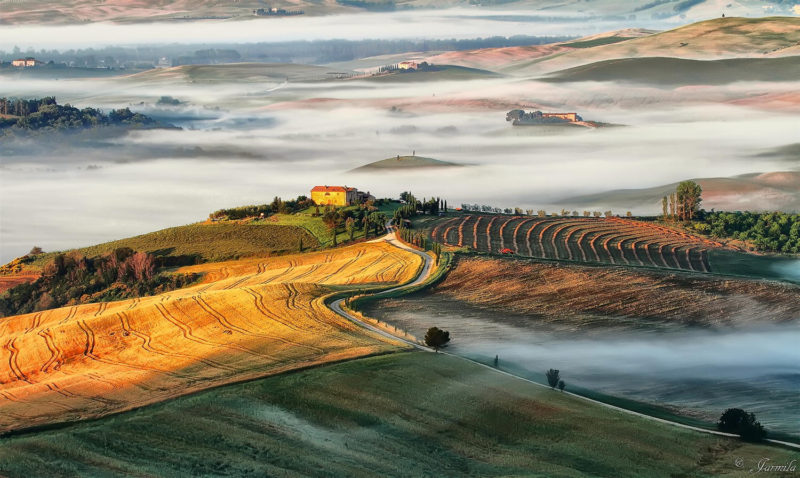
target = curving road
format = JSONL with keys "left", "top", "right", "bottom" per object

{"left": 328, "top": 227, "right": 800, "bottom": 450}
{"left": 330, "top": 228, "right": 433, "bottom": 351}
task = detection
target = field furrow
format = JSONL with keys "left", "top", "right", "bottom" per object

{"left": 0, "top": 241, "right": 421, "bottom": 433}
{"left": 428, "top": 215, "right": 732, "bottom": 273}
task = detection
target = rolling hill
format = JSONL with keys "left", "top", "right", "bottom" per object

{"left": 544, "top": 55, "right": 800, "bottom": 85}
{"left": 0, "top": 242, "right": 422, "bottom": 433}
{"left": 424, "top": 17, "right": 800, "bottom": 76}
{"left": 364, "top": 65, "right": 500, "bottom": 82}
{"left": 0, "top": 352, "right": 793, "bottom": 476}
{"left": 122, "top": 63, "right": 349, "bottom": 84}
{"left": 560, "top": 171, "right": 800, "bottom": 214}
{"left": 26, "top": 222, "right": 319, "bottom": 268}
{"left": 351, "top": 155, "right": 462, "bottom": 171}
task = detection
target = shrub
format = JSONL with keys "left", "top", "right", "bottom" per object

{"left": 546, "top": 369, "right": 560, "bottom": 389}
{"left": 718, "top": 408, "right": 767, "bottom": 442}
{"left": 424, "top": 327, "right": 450, "bottom": 351}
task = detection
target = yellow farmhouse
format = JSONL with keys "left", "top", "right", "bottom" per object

{"left": 311, "top": 185, "right": 372, "bottom": 206}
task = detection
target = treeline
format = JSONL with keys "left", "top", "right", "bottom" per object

{"left": 210, "top": 196, "right": 314, "bottom": 220}
{"left": 0, "top": 96, "right": 57, "bottom": 116}
{"left": 0, "top": 97, "right": 160, "bottom": 134}
{"left": 694, "top": 211, "right": 800, "bottom": 253}
{"left": 1, "top": 36, "right": 571, "bottom": 69}
{"left": 0, "top": 248, "right": 198, "bottom": 317}
{"left": 394, "top": 192, "right": 447, "bottom": 220}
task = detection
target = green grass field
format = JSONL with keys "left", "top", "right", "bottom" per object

{"left": 27, "top": 222, "right": 318, "bottom": 267}
{"left": 265, "top": 202, "right": 401, "bottom": 247}
{"left": 0, "top": 352, "right": 791, "bottom": 477}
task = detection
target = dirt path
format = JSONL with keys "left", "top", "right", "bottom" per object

{"left": 330, "top": 231, "right": 800, "bottom": 450}
{"left": 331, "top": 227, "right": 433, "bottom": 352}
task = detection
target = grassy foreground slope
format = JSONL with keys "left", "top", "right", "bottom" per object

{"left": 0, "top": 352, "right": 791, "bottom": 477}
{"left": 0, "top": 242, "right": 421, "bottom": 433}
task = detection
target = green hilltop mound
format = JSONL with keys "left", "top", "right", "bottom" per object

{"left": 543, "top": 55, "right": 800, "bottom": 85}
{"left": 351, "top": 155, "right": 462, "bottom": 172}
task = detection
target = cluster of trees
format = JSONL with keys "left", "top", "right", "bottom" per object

{"left": 0, "top": 97, "right": 57, "bottom": 116}
{"left": 395, "top": 192, "right": 447, "bottom": 220}
{"left": 661, "top": 180, "right": 702, "bottom": 222}
{"left": 396, "top": 227, "right": 443, "bottom": 264}
{"left": 0, "top": 248, "right": 198, "bottom": 317}
{"left": 322, "top": 206, "right": 387, "bottom": 246}
{"left": 209, "top": 196, "right": 314, "bottom": 220}
{"left": 0, "top": 97, "right": 160, "bottom": 135}
{"left": 694, "top": 211, "right": 800, "bottom": 253}
{"left": 718, "top": 408, "right": 767, "bottom": 442}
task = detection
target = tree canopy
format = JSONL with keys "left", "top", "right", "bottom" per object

{"left": 0, "top": 97, "right": 161, "bottom": 137}
{"left": 676, "top": 180, "right": 702, "bottom": 221}
{"left": 424, "top": 327, "right": 450, "bottom": 351}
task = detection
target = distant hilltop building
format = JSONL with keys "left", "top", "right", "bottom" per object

{"left": 506, "top": 109, "right": 583, "bottom": 125}
{"left": 254, "top": 7, "right": 304, "bottom": 16}
{"left": 398, "top": 61, "right": 418, "bottom": 70}
{"left": 311, "top": 185, "right": 373, "bottom": 207}
{"left": 11, "top": 58, "right": 43, "bottom": 68}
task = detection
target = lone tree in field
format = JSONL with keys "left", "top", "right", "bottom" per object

{"left": 718, "top": 408, "right": 767, "bottom": 442}
{"left": 558, "top": 380, "right": 565, "bottom": 392}
{"left": 676, "top": 180, "right": 702, "bottom": 221}
{"left": 424, "top": 327, "right": 450, "bottom": 352}
{"left": 546, "top": 369, "right": 560, "bottom": 389}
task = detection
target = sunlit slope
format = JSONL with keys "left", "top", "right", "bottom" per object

{"left": 425, "top": 17, "right": 800, "bottom": 76}
{"left": 0, "top": 242, "right": 422, "bottom": 433}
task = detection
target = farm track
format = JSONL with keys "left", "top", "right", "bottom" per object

{"left": 0, "top": 241, "right": 422, "bottom": 433}
{"left": 429, "top": 215, "right": 731, "bottom": 273}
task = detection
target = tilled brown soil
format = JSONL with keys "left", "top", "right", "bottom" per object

{"left": 421, "top": 256, "right": 800, "bottom": 328}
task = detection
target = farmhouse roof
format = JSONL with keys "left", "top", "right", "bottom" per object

{"left": 312, "top": 185, "right": 356, "bottom": 192}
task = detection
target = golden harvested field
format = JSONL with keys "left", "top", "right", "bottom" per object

{"left": 0, "top": 242, "right": 422, "bottom": 433}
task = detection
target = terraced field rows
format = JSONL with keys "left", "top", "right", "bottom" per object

{"left": 430, "top": 215, "right": 727, "bottom": 273}
{"left": 0, "top": 242, "right": 422, "bottom": 433}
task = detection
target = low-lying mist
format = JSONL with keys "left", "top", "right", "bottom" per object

{"left": 2, "top": 72, "right": 799, "bottom": 262}
{"left": 361, "top": 298, "right": 800, "bottom": 437}
{"left": 468, "top": 328, "right": 800, "bottom": 436}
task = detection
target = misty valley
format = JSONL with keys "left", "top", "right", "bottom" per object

{"left": 0, "top": 4, "right": 798, "bottom": 477}
{"left": 363, "top": 294, "right": 800, "bottom": 439}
